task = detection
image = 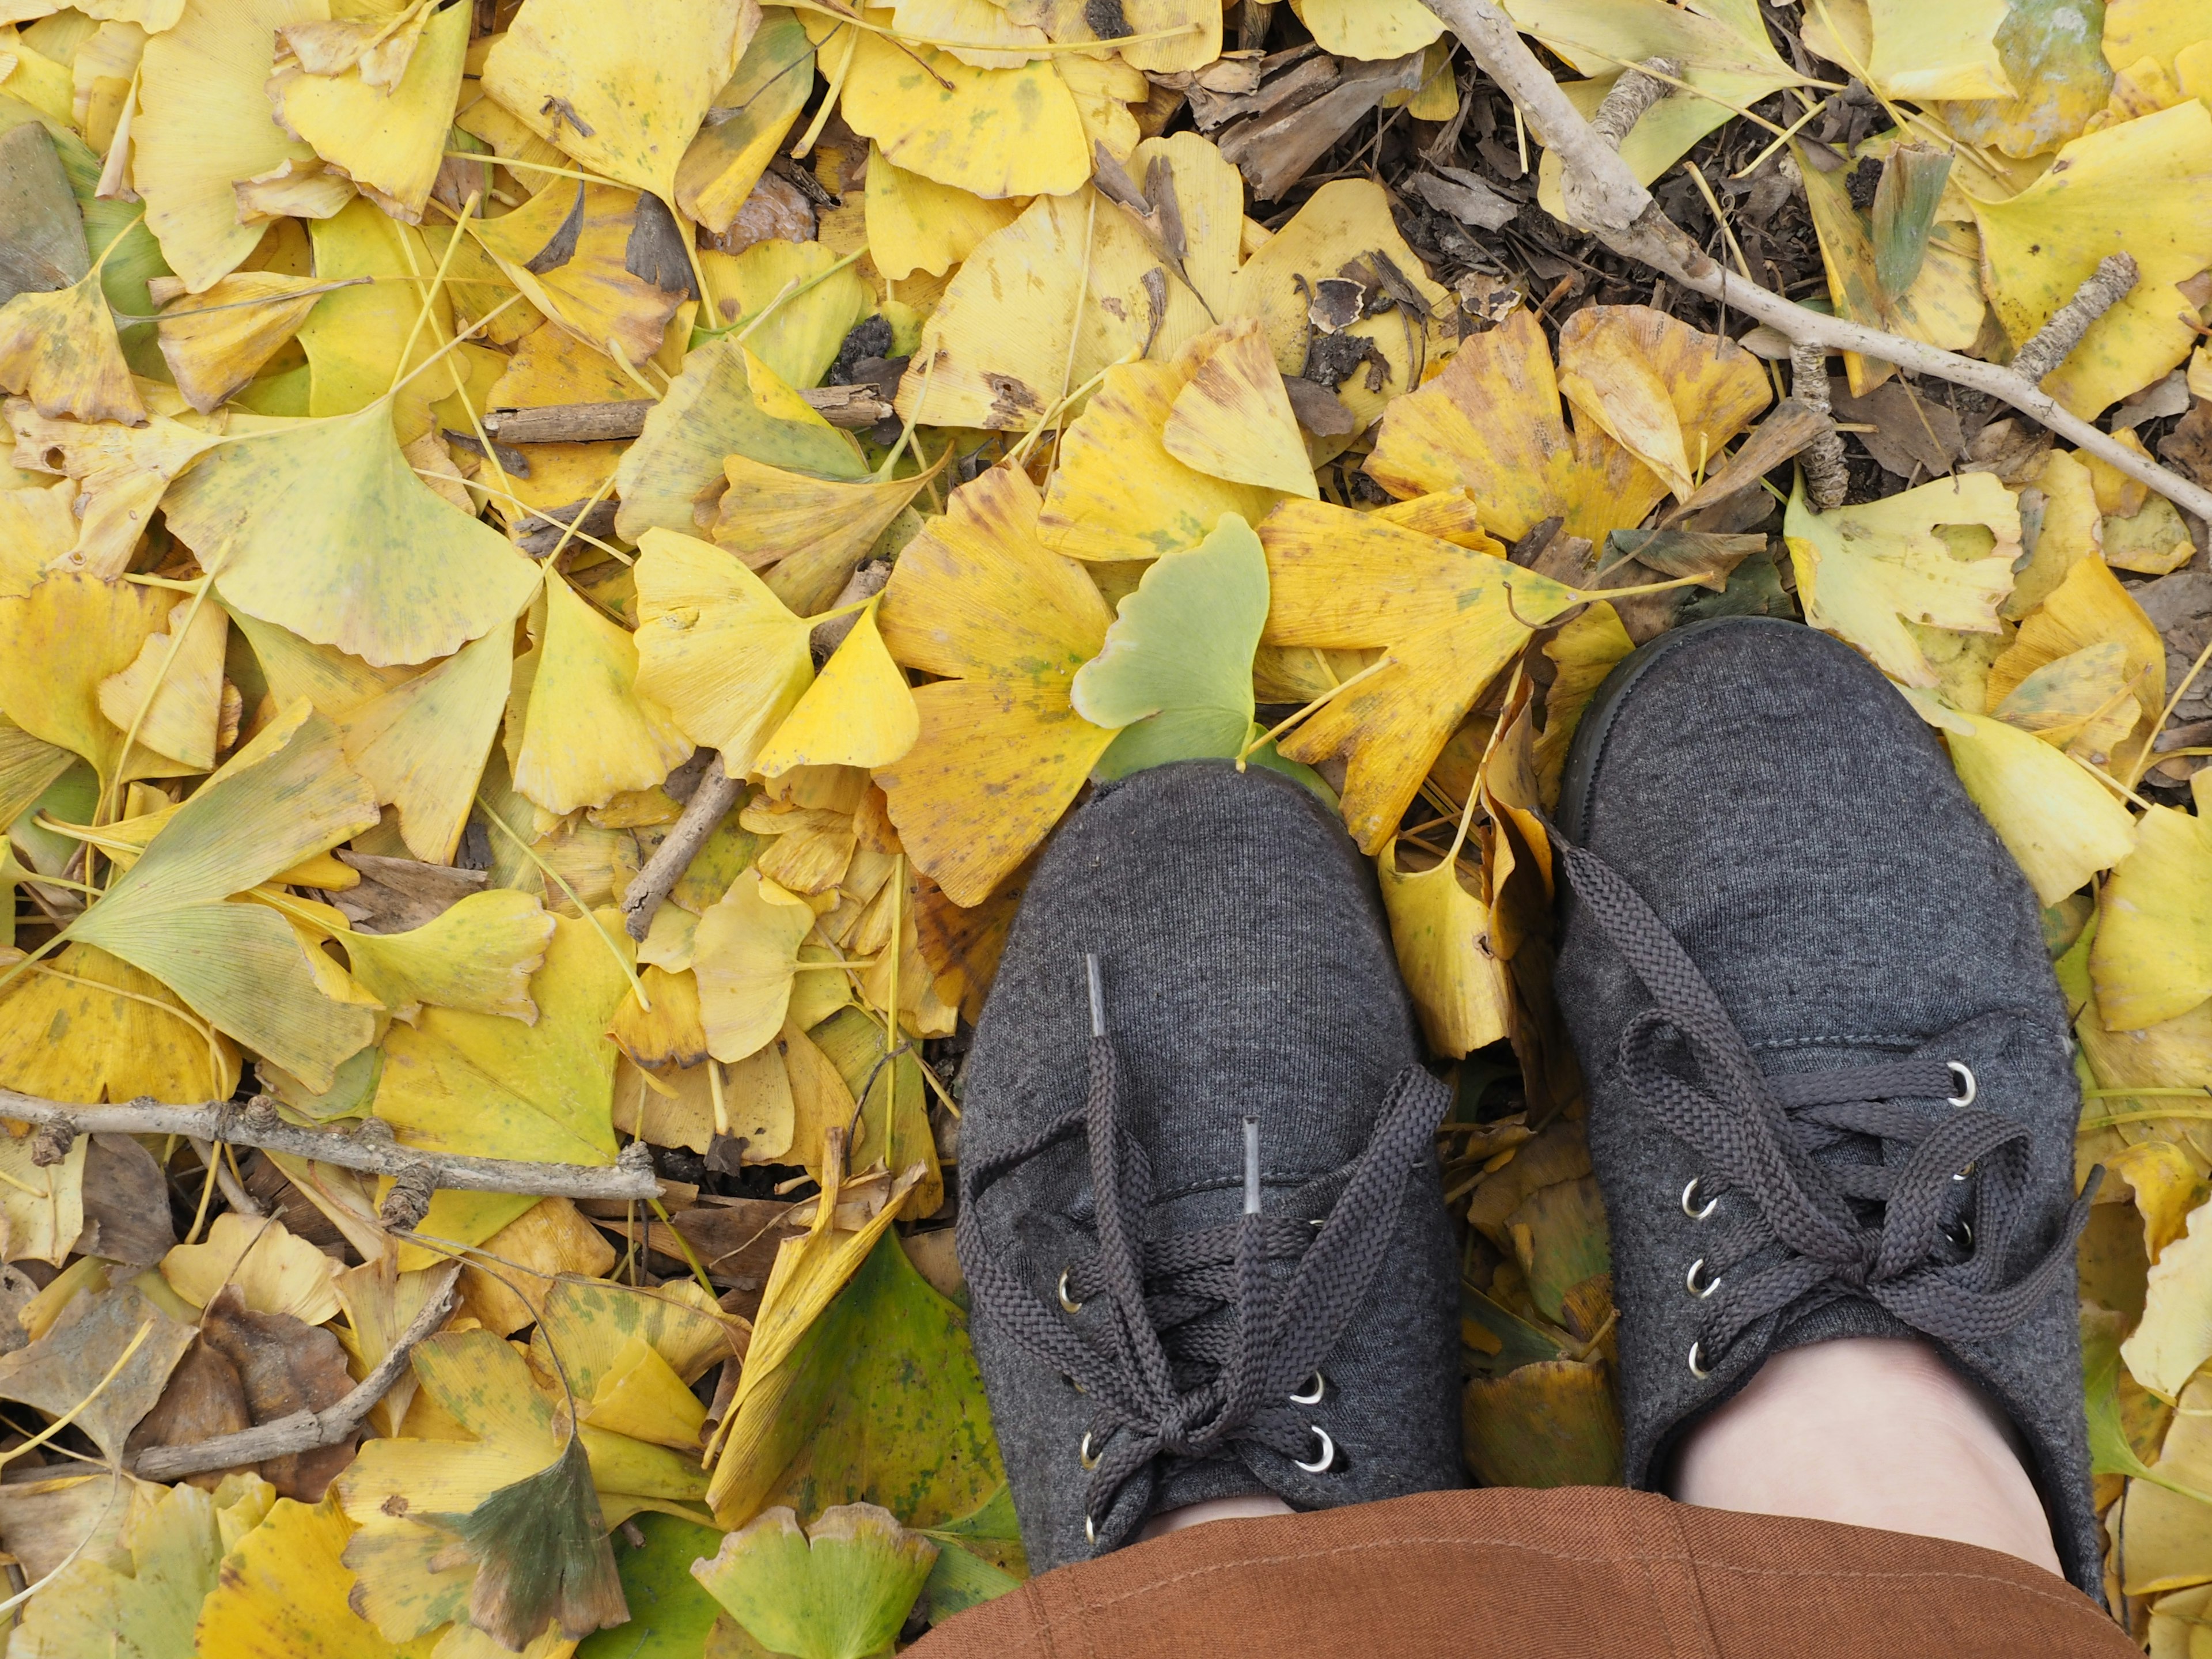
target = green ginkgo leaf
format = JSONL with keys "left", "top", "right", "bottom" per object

{"left": 692, "top": 1503, "right": 937, "bottom": 1659}
{"left": 422, "top": 1435, "right": 629, "bottom": 1650}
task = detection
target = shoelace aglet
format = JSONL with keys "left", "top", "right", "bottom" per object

{"left": 1085, "top": 952, "right": 1105, "bottom": 1039}
{"left": 1243, "top": 1116, "right": 1261, "bottom": 1216}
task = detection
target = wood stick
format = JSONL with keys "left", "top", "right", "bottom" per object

{"left": 131, "top": 1269, "right": 460, "bottom": 1482}
{"left": 621, "top": 756, "right": 742, "bottom": 941}
{"left": 0, "top": 1092, "right": 662, "bottom": 1199}
{"left": 483, "top": 382, "right": 895, "bottom": 445}
{"left": 1418, "top": 0, "right": 2212, "bottom": 525}
{"left": 1789, "top": 343, "right": 1850, "bottom": 510}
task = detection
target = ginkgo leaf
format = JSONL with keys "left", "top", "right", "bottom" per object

{"left": 1781, "top": 474, "right": 2021, "bottom": 688}
{"left": 191, "top": 1494, "right": 422, "bottom": 1659}
{"left": 1259, "top": 498, "right": 1577, "bottom": 853}
{"left": 1551, "top": 305, "right": 1771, "bottom": 502}
{"left": 1297, "top": 0, "right": 1443, "bottom": 59}
{"left": 161, "top": 1211, "right": 342, "bottom": 1325}
{"left": 271, "top": 0, "right": 469, "bottom": 223}
{"left": 838, "top": 29, "right": 1088, "bottom": 199}
{"left": 1863, "top": 0, "right": 2014, "bottom": 100}
{"left": 373, "top": 906, "right": 628, "bottom": 1168}
{"left": 700, "top": 239, "right": 876, "bottom": 392}
{"left": 676, "top": 9, "right": 817, "bottom": 235}
{"left": 471, "top": 180, "right": 688, "bottom": 372}
{"left": 615, "top": 338, "right": 869, "bottom": 541}
{"left": 155, "top": 272, "right": 330, "bottom": 414}
{"left": 1036, "top": 348, "right": 1283, "bottom": 563}
{"left": 1158, "top": 319, "right": 1317, "bottom": 499}
{"left": 582, "top": 1332, "right": 707, "bottom": 1449}
{"left": 0, "top": 570, "right": 177, "bottom": 787}
{"left": 1378, "top": 842, "right": 1512, "bottom": 1060}
{"left": 0, "top": 1283, "right": 195, "bottom": 1460}
{"left": 5, "top": 400, "right": 222, "bottom": 577}
{"left": 94, "top": 596, "right": 226, "bottom": 774}
{"left": 0, "top": 264, "right": 146, "bottom": 425}
{"left": 0, "top": 1128, "right": 82, "bottom": 1266}
{"left": 423, "top": 1435, "right": 628, "bottom": 1649}
{"left": 709, "top": 446, "right": 947, "bottom": 617}
{"left": 1937, "top": 0, "right": 2115, "bottom": 158}
{"left": 634, "top": 527, "right": 816, "bottom": 774}
{"left": 0, "top": 942, "right": 241, "bottom": 1105}
{"left": 876, "top": 465, "right": 1116, "bottom": 906}
{"left": 482, "top": 0, "right": 752, "bottom": 200}
{"left": 694, "top": 868, "right": 815, "bottom": 1063}
{"left": 1969, "top": 100, "right": 2212, "bottom": 416}
{"left": 339, "top": 622, "right": 517, "bottom": 864}
{"left": 478, "top": 322, "right": 633, "bottom": 515}
{"left": 2092, "top": 804, "right": 2212, "bottom": 1031}
{"left": 63, "top": 702, "right": 381, "bottom": 1089}
{"left": 133, "top": 0, "right": 323, "bottom": 291}
{"left": 755, "top": 606, "right": 918, "bottom": 777}
{"left": 293, "top": 202, "right": 457, "bottom": 441}
{"left": 162, "top": 401, "right": 540, "bottom": 668}
{"left": 340, "top": 889, "right": 555, "bottom": 1024}
{"left": 2123, "top": 1199, "right": 2212, "bottom": 1400}
{"left": 693, "top": 1504, "right": 935, "bottom": 1659}
{"left": 512, "top": 574, "right": 691, "bottom": 817}
{"left": 862, "top": 143, "right": 1022, "bottom": 280}
{"left": 1071, "top": 514, "right": 1267, "bottom": 778}
{"left": 9, "top": 1471, "right": 229, "bottom": 1657}
{"left": 1992, "top": 639, "right": 2142, "bottom": 758}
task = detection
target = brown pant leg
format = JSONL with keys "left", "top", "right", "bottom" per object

{"left": 909, "top": 1488, "right": 2135, "bottom": 1659}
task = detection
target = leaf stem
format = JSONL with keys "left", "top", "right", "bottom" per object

{"left": 1234, "top": 653, "right": 1395, "bottom": 768}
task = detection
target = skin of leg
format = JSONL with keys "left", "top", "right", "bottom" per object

{"left": 1138, "top": 1494, "right": 1294, "bottom": 1541}
{"left": 1673, "top": 1335, "right": 2063, "bottom": 1575}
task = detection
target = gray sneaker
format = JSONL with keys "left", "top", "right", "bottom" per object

{"left": 955, "top": 760, "right": 1466, "bottom": 1574}
{"left": 1554, "top": 616, "right": 2103, "bottom": 1597}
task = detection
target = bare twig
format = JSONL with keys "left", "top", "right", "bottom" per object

{"left": 621, "top": 756, "right": 742, "bottom": 941}
{"left": 188, "top": 1137, "right": 265, "bottom": 1219}
{"left": 2009, "top": 253, "right": 2138, "bottom": 385}
{"left": 1789, "top": 343, "right": 1850, "bottom": 509}
{"left": 810, "top": 560, "right": 892, "bottom": 659}
{"left": 1588, "top": 57, "right": 1679, "bottom": 149}
{"left": 131, "top": 1269, "right": 460, "bottom": 1482}
{"left": 0, "top": 1092, "right": 662, "bottom": 1199}
{"left": 1419, "top": 0, "right": 2212, "bottom": 526}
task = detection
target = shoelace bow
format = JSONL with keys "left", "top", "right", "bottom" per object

{"left": 1555, "top": 832, "right": 2099, "bottom": 1373}
{"left": 959, "top": 961, "right": 1450, "bottom": 1552}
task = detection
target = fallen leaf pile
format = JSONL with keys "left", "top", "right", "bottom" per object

{"left": 0, "top": 0, "right": 2207, "bottom": 1649}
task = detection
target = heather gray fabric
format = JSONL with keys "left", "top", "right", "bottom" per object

{"left": 957, "top": 760, "right": 1466, "bottom": 1575}
{"left": 1554, "top": 616, "right": 2104, "bottom": 1600}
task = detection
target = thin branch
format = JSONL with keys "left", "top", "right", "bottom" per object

{"left": 620, "top": 757, "right": 743, "bottom": 941}
{"left": 1, "top": 1092, "right": 662, "bottom": 1199}
{"left": 131, "top": 1269, "right": 461, "bottom": 1482}
{"left": 1419, "top": 0, "right": 2212, "bottom": 526}
{"left": 1790, "top": 342, "right": 1850, "bottom": 509}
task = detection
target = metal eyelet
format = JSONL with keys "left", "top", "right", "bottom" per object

{"left": 1295, "top": 1426, "right": 1335, "bottom": 1473}
{"left": 1085, "top": 1514, "right": 1097, "bottom": 1545}
{"left": 1079, "top": 1431, "right": 1099, "bottom": 1470}
{"left": 1688, "top": 1340, "right": 1711, "bottom": 1379}
{"left": 1685, "top": 1257, "right": 1719, "bottom": 1298}
{"left": 1946, "top": 1062, "right": 1976, "bottom": 1107}
{"left": 1289, "top": 1371, "right": 1325, "bottom": 1404}
{"left": 1946, "top": 1218, "right": 1975, "bottom": 1251}
{"left": 1681, "top": 1177, "right": 1718, "bottom": 1221}
{"left": 1057, "top": 1268, "right": 1083, "bottom": 1313}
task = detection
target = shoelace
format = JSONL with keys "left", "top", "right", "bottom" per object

{"left": 1555, "top": 830, "right": 2099, "bottom": 1378}
{"left": 958, "top": 955, "right": 1452, "bottom": 1552}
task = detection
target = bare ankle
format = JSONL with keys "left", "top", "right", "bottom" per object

{"left": 1673, "top": 1337, "right": 2061, "bottom": 1575}
{"left": 1137, "top": 1493, "right": 1295, "bottom": 1542}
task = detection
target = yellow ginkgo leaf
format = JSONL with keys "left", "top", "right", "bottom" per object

{"left": 482, "top": 0, "right": 752, "bottom": 199}
{"left": 2006, "top": 451, "right": 2099, "bottom": 617}
{"left": 608, "top": 963, "right": 709, "bottom": 1073}
{"left": 94, "top": 596, "right": 227, "bottom": 774}
{"left": 0, "top": 942, "right": 241, "bottom": 1105}
{"left": 478, "top": 324, "right": 634, "bottom": 516}
{"left": 1987, "top": 552, "right": 2165, "bottom": 778}
{"left": 0, "top": 264, "right": 146, "bottom": 426}
{"left": 155, "top": 272, "right": 330, "bottom": 415}
{"left": 450, "top": 1195, "right": 619, "bottom": 1335}
{"left": 537, "top": 1272, "right": 728, "bottom": 1429}
{"left": 1970, "top": 100, "right": 2212, "bottom": 416}
{"left": 471, "top": 180, "right": 688, "bottom": 372}
{"left": 709, "top": 446, "right": 946, "bottom": 617}
{"left": 1915, "top": 695, "right": 2138, "bottom": 903}
{"left": 162, "top": 400, "right": 540, "bottom": 669}
{"left": 5, "top": 400, "right": 221, "bottom": 577}
{"left": 271, "top": 0, "right": 469, "bottom": 223}
{"left": 862, "top": 142, "right": 1024, "bottom": 280}
{"left": 581, "top": 1332, "right": 707, "bottom": 1449}
{"left": 1377, "top": 842, "right": 1511, "bottom": 1059}
{"left": 694, "top": 868, "right": 815, "bottom": 1063}
{"left": 339, "top": 622, "right": 517, "bottom": 864}
{"left": 191, "top": 1493, "right": 422, "bottom": 1658}
{"left": 294, "top": 202, "right": 458, "bottom": 442}
{"left": 161, "top": 1211, "right": 342, "bottom": 1325}
{"left": 0, "top": 1128, "right": 83, "bottom": 1266}
{"left": 340, "top": 889, "right": 555, "bottom": 1025}
{"left": 1863, "top": 0, "right": 2014, "bottom": 100}
{"left": 0, "top": 713, "right": 71, "bottom": 827}
{"left": 0, "top": 478, "right": 79, "bottom": 596}
{"left": 1259, "top": 498, "right": 1577, "bottom": 853}
{"left": 2123, "top": 1200, "right": 2212, "bottom": 1400}
{"left": 62, "top": 703, "right": 382, "bottom": 1088}
{"left": 0, "top": 570, "right": 186, "bottom": 788}
{"left": 512, "top": 574, "right": 691, "bottom": 817}
{"left": 1158, "top": 317, "right": 1318, "bottom": 499}
{"left": 1782, "top": 474, "right": 2021, "bottom": 689}
{"left": 876, "top": 465, "right": 1116, "bottom": 906}
{"left": 226, "top": 604, "right": 418, "bottom": 721}
{"left": 838, "top": 26, "right": 1088, "bottom": 199}
{"left": 1552, "top": 305, "right": 1772, "bottom": 502}
{"left": 676, "top": 9, "right": 817, "bottom": 235}
{"left": 2092, "top": 804, "right": 2212, "bottom": 1030}
{"left": 892, "top": 0, "right": 1048, "bottom": 68}
{"left": 134, "top": 0, "right": 323, "bottom": 292}
{"left": 633, "top": 526, "right": 815, "bottom": 775}
{"left": 755, "top": 605, "right": 918, "bottom": 777}
{"left": 616, "top": 338, "right": 869, "bottom": 541}
{"left": 1297, "top": 0, "right": 1443, "bottom": 59}
{"left": 1991, "top": 639, "right": 2142, "bottom": 759}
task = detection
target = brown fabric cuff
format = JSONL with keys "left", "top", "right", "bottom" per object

{"left": 910, "top": 1487, "right": 2135, "bottom": 1659}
